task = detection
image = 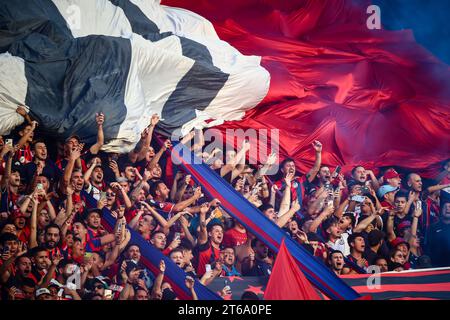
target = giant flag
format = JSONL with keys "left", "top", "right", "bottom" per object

{"left": 0, "top": 0, "right": 269, "bottom": 152}
{"left": 163, "top": 0, "right": 450, "bottom": 177}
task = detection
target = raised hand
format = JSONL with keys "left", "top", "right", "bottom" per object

{"left": 150, "top": 114, "right": 160, "bottom": 127}
{"left": 193, "top": 186, "right": 202, "bottom": 199}
{"left": 185, "top": 276, "right": 195, "bottom": 290}
{"left": 163, "top": 139, "right": 172, "bottom": 150}
{"left": 159, "top": 260, "right": 166, "bottom": 273}
{"left": 312, "top": 140, "right": 322, "bottom": 153}
{"left": 95, "top": 112, "right": 105, "bottom": 126}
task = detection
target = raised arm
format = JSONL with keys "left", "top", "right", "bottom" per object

{"left": 198, "top": 203, "right": 210, "bottom": 245}
{"left": 277, "top": 200, "right": 301, "bottom": 228}
{"left": 172, "top": 186, "right": 202, "bottom": 212}
{"left": 29, "top": 193, "right": 39, "bottom": 249}
{"left": 89, "top": 113, "right": 104, "bottom": 155}
{"left": 136, "top": 114, "right": 159, "bottom": 162}
{"left": 0, "top": 145, "right": 14, "bottom": 189}
{"left": 306, "top": 140, "right": 322, "bottom": 183}
{"left": 386, "top": 210, "right": 396, "bottom": 242}
{"left": 279, "top": 172, "right": 293, "bottom": 216}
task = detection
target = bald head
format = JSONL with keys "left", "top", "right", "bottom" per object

{"left": 407, "top": 173, "right": 422, "bottom": 192}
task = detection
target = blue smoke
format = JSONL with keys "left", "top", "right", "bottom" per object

{"left": 373, "top": 0, "right": 450, "bottom": 65}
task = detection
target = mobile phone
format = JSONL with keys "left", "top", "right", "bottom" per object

{"left": 174, "top": 232, "right": 181, "bottom": 240}
{"left": 3, "top": 245, "right": 10, "bottom": 255}
{"left": 36, "top": 183, "right": 43, "bottom": 190}
{"left": 100, "top": 192, "right": 107, "bottom": 200}
{"left": 332, "top": 166, "right": 341, "bottom": 178}
{"left": 111, "top": 154, "right": 119, "bottom": 161}
{"left": 104, "top": 289, "right": 113, "bottom": 300}
{"left": 223, "top": 285, "right": 231, "bottom": 292}
{"left": 205, "top": 264, "right": 212, "bottom": 273}
{"left": 5, "top": 139, "right": 13, "bottom": 146}
{"left": 351, "top": 195, "right": 365, "bottom": 203}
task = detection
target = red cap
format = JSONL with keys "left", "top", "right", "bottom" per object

{"left": 384, "top": 169, "right": 400, "bottom": 180}
{"left": 390, "top": 237, "right": 409, "bottom": 248}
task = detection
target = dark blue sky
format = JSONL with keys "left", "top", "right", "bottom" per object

{"left": 373, "top": 0, "right": 450, "bottom": 64}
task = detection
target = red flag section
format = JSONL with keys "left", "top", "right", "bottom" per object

{"left": 162, "top": 0, "right": 450, "bottom": 177}
{"left": 264, "top": 239, "right": 322, "bottom": 300}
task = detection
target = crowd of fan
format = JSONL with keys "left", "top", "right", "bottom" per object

{"left": 0, "top": 107, "right": 450, "bottom": 300}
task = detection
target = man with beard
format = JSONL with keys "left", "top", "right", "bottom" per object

{"left": 274, "top": 141, "right": 323, "bottom": 202}
{"left": 194, "top": 203, "right": 224, "bottom": 276}
{"left": 426, "top": 201, "right": 450, "bottom": 267}
{"left": 242, "top": 238, "right": 272, "bottom": 276}
{"left": 21, "top": 140, "right": 60, "bottom": 186}
{"left": 328, "top": 250, "right": 348, "bottom": 276}
{"left": 84, "top": 158, "right": 105, "bottom": 200}
{"left": 43, "top": 223, "right": 64, "bottom": 258}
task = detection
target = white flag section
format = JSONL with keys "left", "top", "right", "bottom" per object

{"left": 0, "top": 0, "right": 270, "bottom": 153}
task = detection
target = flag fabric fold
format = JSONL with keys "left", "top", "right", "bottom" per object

{"left": 264, "top": 238, "right": 322, "bottom": 300}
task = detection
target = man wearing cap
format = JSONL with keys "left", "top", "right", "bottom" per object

{"left": 56, "top": 113, "right": 105, "bottom": 172}
{"left": 383, "top": 169, "right": 402, "bottom": 188}
{"left": 389, "top": 238, "right": 411, "bottom": 269}
{"left": 35, "top": 287, "right": 53, "bottom": 300}
{"left": 378, "top": 185, "right": 399, "bottom": 210}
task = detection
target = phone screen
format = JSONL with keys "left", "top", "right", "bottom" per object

{"left": 205, "top": 264, "right": 212, "bottom": 273}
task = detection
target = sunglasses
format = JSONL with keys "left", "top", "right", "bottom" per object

{"left": 106, "top": 192, "right": 115, "bottom": 197}
{"left": 94, "top": 284, "right": 104, "bottom": 290}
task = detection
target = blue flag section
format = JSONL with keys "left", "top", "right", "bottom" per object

{"left": 171, "top": 143, "right": 361, "bottom": 300}
{"left": 81, "top": 190, "right": 222, "bottom": 301}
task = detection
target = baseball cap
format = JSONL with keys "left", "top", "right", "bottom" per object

{"left": 35, "top": 288, "right": 52, "bottom": 298}
{"left": 390, "top": 237, "right": 410, "bottom": 249}
{"left": 384, "top": 169, "right": 400, "bottom": 180}
{"left": 377, "top": 185, "right": 399, "bottom": 199}
{"left": 65, "top": 135, "right": 82, "bottom": 144}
